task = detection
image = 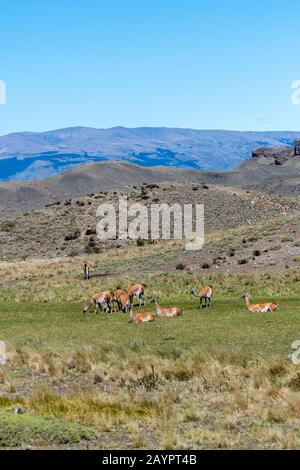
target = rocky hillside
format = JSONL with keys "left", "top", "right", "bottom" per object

{"left": 0, "top": 181, "right": 298, "bottom": 262}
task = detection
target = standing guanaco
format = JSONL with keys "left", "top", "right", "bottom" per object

{"left": 113, "top": 289, "right": 128, "bottom": 310}
{"left": 151, "top": 298, "right": 182, "bottom": 317}
{"left": 113, "top": 289, "right": 130, "bottom": 312}
{"left": 83, "top": 261, "right": 91, "bottom": 280}
{"left": 83, "top": 291, "right": 113, "bottom": 314}
{"left": 241, "top": 293, "right": 278, "bottom": 313}
{"left": 129, "top": 305, "right": 156, "bottom": 323}
{"left": 191, "top": 286, "right": 213, "bottom": 308}
{"left": 127, "top": 284, "right": 146, "bottom": 307}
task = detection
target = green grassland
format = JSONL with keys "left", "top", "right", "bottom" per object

{"left": 0, "top": 296, "right": 299, "bottom": 359}
{"left": 1, "top": 234, "right": 300, "bottom": 449}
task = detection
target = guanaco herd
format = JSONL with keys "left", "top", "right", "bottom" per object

{"left": 83, "top": 279, "right": 279, "bottom": 323}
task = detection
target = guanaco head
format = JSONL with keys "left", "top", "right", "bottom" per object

{"left": 122, "top": 301, "right": 130, "bottom": 313}
{"left": 151, "top": 298, "right": 158, "bottom": 305}
{"left": 241, "top": 293, "right": 250, "bottom": 302}
{"left": 83, "top": 302, "right": 91, "bottom": 314}
{"left": 191, "top": 288, "right": 197, "bottom": 296}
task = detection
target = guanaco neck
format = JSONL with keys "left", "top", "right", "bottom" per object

{"left": 129, "top": 307, "right": 134, "bottom": 321}
{"left": 153, "top": 301, "right": 160, "bottom": 314}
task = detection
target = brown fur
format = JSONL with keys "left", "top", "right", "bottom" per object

{"left": 127, "top": 284, "right": 146, "bottom": 306}
{"left": 83, "top": 291, "right": 113, "bottom": 314}
{"left": 242, "top": 293, "right": 278, "bottom": 313}
{"left": 151, "top": 298, "right": 182, "bottom": 317}
{"left": 129, "top": 307, "right": 156, "bottom": 324}
{"left": 191, "top": 286, "right": 213, "bottom": 308}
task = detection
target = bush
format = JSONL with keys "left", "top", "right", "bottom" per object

{"left": 253, "top": 250, "right": 261, "bottom": 257}
{"left": 0, "top": 412, "right": 95, "bottom": 448}
{"left": 85, "top": 228, "right": 97, "bottom": 236}
{"left": 201, "top": 262, "right": 211, "bottom": 269}
{"left": 175, "top": 263, "right": 186, "bottom": 271}
{"left": 64, "top": 230, "right": 81, "bottom": 241}
{"left": 0, "top": 220, "right": 16, "bottom": 232}
{"left": 136, "top": 238, "right": 145, "bottom": 247}
{"left": 238, "top": 259, "right": 248, "bottom": 265}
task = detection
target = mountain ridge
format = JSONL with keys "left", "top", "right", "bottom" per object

{"left": 0, "top": 126, "right": 299, "bottom": 181}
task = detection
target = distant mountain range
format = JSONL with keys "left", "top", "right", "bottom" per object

{"left": 0, "top": 126, "right": 299, "bottom": 182}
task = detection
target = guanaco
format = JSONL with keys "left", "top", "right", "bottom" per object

{"left": 83, "top": 261, "right": 91, "bottom": 280}
{"left": 151, "top": 298, "right": 182, "bottom": 317}
{"left": 129, "top": 305, "right": 156, "bottom": 324}
{"left": 114, "top": 290, "right": 130, "bottom": 313}
{"left": 152, "top": 237, "right": 160, "bottom": 245}
{"left": 83, "top": 291, "right": 113, "bottom": 314}
{"left": 112, "top": 289, "right": 129, "bottom": 312}
{"left": 241, "top": 293, "right": 278, "bottom": 313}
{"left": 191, "top": 286, "right": 213, "bottom": 308}
{"left": 127, "top": 284, "right": 146, "bottom": 307}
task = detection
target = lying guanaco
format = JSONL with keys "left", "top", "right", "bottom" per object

{"left": 151, "top": 298, "right": 182, "bottom": 317}
{"left": 241, "top": 293, "right": 278, "bottom": 313}
{"left": 191, "top": 286, "right": 213, "bottom": 308}
{"left": 129, "top": 305, "right": 156, "bottom": 324}
{"left": 127, "top": 284, "right": 146, "bottom": 307}
{"left": 83, "top": 291, "right": 113, "bottom": 314}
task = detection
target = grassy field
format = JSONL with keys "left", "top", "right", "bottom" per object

{"left": 0, "top": 296, "right": 300, "bottom": 358}
{"left": 1, "top": 291, "right": 300, "bottom": 449}
{"left": 1, "top": 241, "right": 300, "bottom": 450}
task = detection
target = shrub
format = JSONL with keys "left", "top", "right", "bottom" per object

{"left": 0, "top": 220, "right": 16, "bottom": 232}
{"left": 201, "top": 262, "right": 211, "bottom": 269}
{"left": 136, "top": 238, "right": 145, "bottom": 247}
{"left": 0, "top": 412, "right": 95, "bottom": 447}
{"left": 64, "top": 230, "right": 81, "bottom": 241}
{"left": 175, "top": 263, "right": 186, "bottom": 271}
{"left": 85, "top": 228, "right": 97, "bottom": 236}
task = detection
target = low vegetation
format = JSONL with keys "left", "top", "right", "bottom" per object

{"left": 0, "top": 249, "right": 300, "bottom": 448}
{"left": 0, "top": 181, "right": 299, "bottom": 449}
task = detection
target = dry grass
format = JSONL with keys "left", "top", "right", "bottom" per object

{"left": 2, "top": 350, "right": 300, "bottom": 448}
{"left": 1, "top": 219, "right": 300, "bottom": 449}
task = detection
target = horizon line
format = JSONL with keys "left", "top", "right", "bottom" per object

{"left": 1, "top": 125, "right": 300, "bottom": 138}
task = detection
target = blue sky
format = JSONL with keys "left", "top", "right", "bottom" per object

{"left": 0, "top": 0, "right": 300, "bottom": 135}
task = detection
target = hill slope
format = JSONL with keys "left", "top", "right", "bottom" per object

{"left": 0, "top": 126, "right": 299, "bottom": 180}
{"left": 1, "top": 146, "right": 300, "bottom": 219}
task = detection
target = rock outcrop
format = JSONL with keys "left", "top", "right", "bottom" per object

{"left": 252, "top": 140, "right": 300, "bottom": 165}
